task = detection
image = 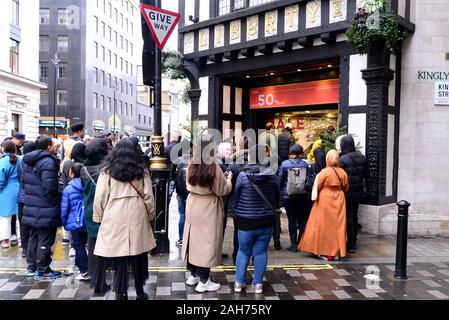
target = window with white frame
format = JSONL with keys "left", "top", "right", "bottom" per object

{"left": 57, "top": 90, "right": 68, "bottom": 105}
{"left": 58, "top": 8, "right": 68, "bottom": 25}
{"left": 58, "top": 63, "right": 67, "bottom": 79}
{"left": 40, "top": 63, "right": 48, "bottom": 78}
{"left": 40, "top": 8, "right": 50, "bottom": 24}
{"left": 57, "top": 36, "right": 69, "bottom": 52}
{"left": 218, "top": 0, "right": 231, "bottom": 15}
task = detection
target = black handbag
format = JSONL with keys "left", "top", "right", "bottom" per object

{"left": 305, "top": 166, "right": 316, "bottom": 192}
{"left": 246, "top": 174, "right": 282, "bottom": 215}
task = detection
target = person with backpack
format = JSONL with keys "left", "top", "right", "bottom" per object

{"left": 278, "top": 144, "right": 310, "bottom": 252}
{"left": 61, "top": 163, "right": 90, "bottom": 281}
{"left": 233, "top": 144, "right": 280, "bottom": 294}
{"left": 0, "top": 140, "right": 22, "bottom": 249}
{"left": 173, "top": 140, "right": 192, "bottom": 247}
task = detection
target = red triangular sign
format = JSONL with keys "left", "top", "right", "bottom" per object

{"left": 140, "top": 4, "right": 180, "bottom": 50}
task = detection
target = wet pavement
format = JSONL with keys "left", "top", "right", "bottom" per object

{"left": 1, "top": 195, "right": 449, "bottom": 300}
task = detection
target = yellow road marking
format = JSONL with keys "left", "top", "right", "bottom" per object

{"left": 0, "top": 264, "right": 333, "bottom": 273}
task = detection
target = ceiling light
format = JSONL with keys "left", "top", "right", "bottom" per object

{"left": 327, "top": 64, "right": 332, "bottom": 68}
{"left": 246, "top": 76, "right": 250, "bottom": 78}
{"left": 270, "top": 72, "right": 274, "bottom": 75}
{"left": 297, "top": 69, "right": 302, "bottom": 72}
{"left": 319, "top": 67, "right": 323, "bottom": 70}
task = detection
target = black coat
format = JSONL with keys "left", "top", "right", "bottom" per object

{"left": 22, "top": 150, "right": 61, "bottom": 229}
{"left": 277, "top": 131, "right": 295, "bottom": 164}
{"left": 339, "top": 136, "right": 367, "bottom": 202}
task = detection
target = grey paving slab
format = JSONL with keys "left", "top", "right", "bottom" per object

{"left": 423, "top": 280, "right": 442, "bottom": 288}
{"left": 334, "top": 279, "right": 351, "bottom": 287}
{"left": 187, "top": 294, "right": 203, "bottom": 300}
{"left": 428, "top": 290, "right": 449, "bottom": 299}
{"left": 358, "top": 289, "right": 379, "bottom": 298}
{"left": 332, "top": 290, "right": 352, "bottom": 299}
{"left": 0, "top": 282, "right": 20, "bottom": 292}
{"left": 416, "top": 270, "right": 434, "bottom": 277}
{"left": 156, "top": 286, "right": 171, "bottom": 296}
{"left": 271, "top": 283, "right": 288, "bottom": 292}
{"left": 302, "top": 273, "right": 318, "bottom": 280}
{"left": 23, "top": 289, "right": 45, "bottom": 300}
{"left": 304, "top": 290, "right": 323, "bottom": 300}
{"left": 334, "top": 269, "right": 350, "bottom": 276}
{"left": 293, "top": 295, "right": 310, "bottom": 300}
{"left": 171, "top": 282, "right": 186, "bottom": 291}
{"left": 57, "top": 288, "right": 78, "bottom": 299}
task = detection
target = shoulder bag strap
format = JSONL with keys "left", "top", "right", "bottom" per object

{"left": 331, "top": 167, "right": 343, "bottom": 188}
{"left": 83, "top": 167, "right": 97, "bottom": 187}
{"left": 245, "top": 174, "right": 273, "bottom": 210}
{"left": 128, "top": 180, "right": 145, "bottom": 199}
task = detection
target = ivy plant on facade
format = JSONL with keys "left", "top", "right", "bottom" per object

{"left": 347, "top": 0, "right": 403, "bottom": 55}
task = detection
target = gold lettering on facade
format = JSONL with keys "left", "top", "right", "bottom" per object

{"left": 199, "top": 29, "right": 208, "bottom": 49}
{"left": 231, "top": 21, "right": 240, "bottom": 41}
{"left": 248, "top": 19, "right": 257, "bottom": 36}
{"left": 332, "top": 0, "right": 343, "bottom": 19}
{"left": 307, "top": 1, "right": 320, "bottom": 24}
{"left": 265, "top": 12, "right": 276, "bottom": 36}
{"left": 285, "top": 6, "right": 298, "bottom": 29}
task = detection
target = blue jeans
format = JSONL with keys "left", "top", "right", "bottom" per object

{"left": 71, "top": 230, "right": 88, "bottom": 274}
{"left": 177, "top": 193, "right": 187, "bottom": 241}
{"left": 168, "top": 180, "right": 175, "bottom": 206}
{"left": 235, "top": 227, "right": 274, "bottom": 285}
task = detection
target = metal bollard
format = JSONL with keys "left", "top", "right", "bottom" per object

{"left": 394, "top": 200, "right": 411, "bottom": 280}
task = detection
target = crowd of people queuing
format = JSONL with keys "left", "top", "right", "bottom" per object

{"left": 0, "top": 120, "right": 366, "bottom": 299}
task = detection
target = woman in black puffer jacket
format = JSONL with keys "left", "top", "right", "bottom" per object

{"left": 233, "top": 144, "right": 280, "bottom": 294}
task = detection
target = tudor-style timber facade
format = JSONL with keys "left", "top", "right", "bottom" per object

{"left": 177, "top": 1, "right": 449, "bottom": 237}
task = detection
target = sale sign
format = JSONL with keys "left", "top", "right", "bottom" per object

{"left": 250, "top": 79, "right": 339, "bottom": 109}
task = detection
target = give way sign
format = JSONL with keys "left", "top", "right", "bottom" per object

{"left": 140, "top": 4, "right": 181, "bottom": 50}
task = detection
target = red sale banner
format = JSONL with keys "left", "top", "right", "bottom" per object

{"left": 250, "top": 79, "right": 339, "bottom": 109}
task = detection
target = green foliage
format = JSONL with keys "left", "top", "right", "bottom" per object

{"left": 162, "top": 51, "right": 186, "bottom": 80}
{"left": 320, "top": 126, "right": 347, "bottom": 155}
{"left": 347, "top": 0, "right": 403, "bottom": 55}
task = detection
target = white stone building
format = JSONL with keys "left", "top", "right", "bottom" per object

{"left": 0, "top": 0, "right": 45, "bottom": 142}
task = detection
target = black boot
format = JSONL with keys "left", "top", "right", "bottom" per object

{"left": 115, "top": 292, "right": 128, "bottom": 300}
{"left": 288, "top": 233, "right": 297, "bottom": 252}
{"left": 136, "top": 293, "right": 148, "bottom": 300}
{"left": 274, "top": 239, "right": 281, "bottom": 250}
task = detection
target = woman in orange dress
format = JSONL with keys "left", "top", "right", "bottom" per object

{"left": 298, "top": 150, "right": 349, "bottom": 261}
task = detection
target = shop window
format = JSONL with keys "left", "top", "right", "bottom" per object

{"left": 235, "top": 87, "right": 242, "bottom": 115}
{"left": 223, "top": 85, "right": 231, "bottom": 114}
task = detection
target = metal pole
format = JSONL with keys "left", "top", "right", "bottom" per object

{"left": 154, "top": 27, "right": 161, "bottom": 135}
{"left": 394, "top": 200, "right": 411, "bottom": 280}
{"left": 51, "top": 53, "right": 60, "bottom": 138}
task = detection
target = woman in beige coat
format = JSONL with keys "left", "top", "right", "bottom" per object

{"left": 93, "top": 139, "right": 155, "bottom": 300}
{"left": 182, "top": 134, "right": 232, "bottom": 293}
{"left": 298, "top": 150, "right": 349, "bottom": 261}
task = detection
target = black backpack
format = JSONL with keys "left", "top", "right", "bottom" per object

{"left": 58, "top": 171, "right": 68, "bottom": 193}
{"left": 175, "top": 159, "right": 189, "bottom": 196}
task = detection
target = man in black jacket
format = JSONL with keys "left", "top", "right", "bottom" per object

{"left": 277, "top": 124, "right": 295, "bottom": 165}
{"left": 22, "top": 135, "right": 62, "bottom": 280}
{"left": 339, "top": 135, "right": 367, "bottom": 253}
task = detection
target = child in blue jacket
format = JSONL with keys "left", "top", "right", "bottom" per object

{"left": 61, "top": 163, "right": 90, "bottom": 281}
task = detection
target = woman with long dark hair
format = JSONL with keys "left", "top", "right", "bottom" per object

{"left": 182, "top": 134, "right": 232, "bottom": 293}
{"left": 93, "top": 139, "right": 155, "bottom": 300}
{"left": 0, "top": 141, "right": 21, "bottom": 248}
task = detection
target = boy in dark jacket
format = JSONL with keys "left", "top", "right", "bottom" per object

{"left": 61, "top": 163, "right": 90, "bottom": 281}
{"left": 22, "top": 136, "right": 61, "bottom": 280}
{"left": 339, "top": 135, "right": 367, "bottom": 253}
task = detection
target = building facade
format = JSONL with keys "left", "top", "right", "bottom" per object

{"left": 176, "top": 0, "right": 449, "bottom": 236}
{"left": 0, "top": 0, "right": 45, "bottom": 142}
{"left": 39, "top": 0, "right": 140, "bottom": 137}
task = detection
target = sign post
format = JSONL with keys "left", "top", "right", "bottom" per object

{"left": 140, "top": 0, "right": 180, "bottom": 255}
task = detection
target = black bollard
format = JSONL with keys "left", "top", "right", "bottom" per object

{"left": 394, "top": 200, "right": 411, "bottom": 280}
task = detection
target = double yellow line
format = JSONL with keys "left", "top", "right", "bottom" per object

{"left": 0, "top": 264, "right": 333, "bottom": 274}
